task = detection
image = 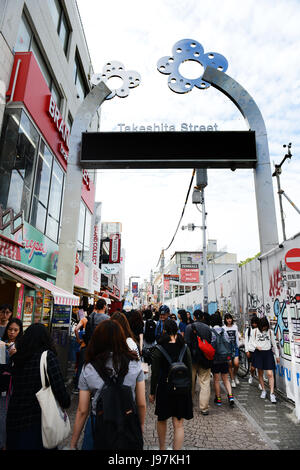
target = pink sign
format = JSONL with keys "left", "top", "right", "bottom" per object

{"left": 180, "top": 268, "right": 200, "bottom": 283}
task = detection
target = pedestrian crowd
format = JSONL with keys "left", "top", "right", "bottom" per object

{"left": 0, "top": 300, "right": 280, "bottom": 451}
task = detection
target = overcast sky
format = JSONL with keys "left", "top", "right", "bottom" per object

{"left": 76, "top": 0, "right": 300, "bottom": 284}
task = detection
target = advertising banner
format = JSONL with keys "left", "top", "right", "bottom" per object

{"left": 109, "top": 233, "right": 121, "bottom": 263}
{"left": 180, "top": 268, "right": 200, "bottom": 283}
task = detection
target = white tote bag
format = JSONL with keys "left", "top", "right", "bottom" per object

{"left": 36, "top": 350, "right": 71, "bottom": 449}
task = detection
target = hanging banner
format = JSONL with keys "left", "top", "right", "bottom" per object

{"left": 109, "top": 233, "right": 121, "bottom": 263}
{"left": 180, "top": 268, "right": 200, "bottom": 283}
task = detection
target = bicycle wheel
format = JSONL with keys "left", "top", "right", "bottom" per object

{"left": 237, "top": 346, "right": 250, "bottom": 378}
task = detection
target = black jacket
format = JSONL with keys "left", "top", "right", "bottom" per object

{"left": 185, "top": 321, "right": 212, "bottom": 366}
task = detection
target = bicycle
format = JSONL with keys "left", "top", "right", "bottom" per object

{"left": 237, "top": 345, "right": 250, "bottom": 378}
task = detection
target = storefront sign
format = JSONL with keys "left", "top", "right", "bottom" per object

{"left": 13, "top": 222, "right": 58, "bottom": 278}
{"left": 101, "top": 264, "right": 120, "bottom": 275}
{"left": 109, "top": 233, "right": 121, "bottom": 263}
{"left": 92, "top": 225, "right": 99, "bottom": 266}
{"left": 48, "top": 95, "right": 70, "bottom": 151}
{"left": 92, "top": 266, "right": 101, "bottom": 292}
{"left": 180, "top": 268, "right": 200, "bottom": 283}
{"left": 181, "top": 264, "right": 199, "bottom": 269}
{"left": 0, "top": 234, "right": 21, "bottom": 261}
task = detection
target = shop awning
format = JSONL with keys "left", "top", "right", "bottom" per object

{"left": 0, "top": 265, "right": 80, "bottom": 306}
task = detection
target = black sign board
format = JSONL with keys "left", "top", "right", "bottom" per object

{"left": 80, "top": 130, "right": 256, "bottom": 169}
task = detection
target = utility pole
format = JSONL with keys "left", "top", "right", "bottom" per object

{"left": 193, "top": 169, "right": 208, "bottom": 313}
{"left": 272, "top": 143, "right": 300, "bottom": 241}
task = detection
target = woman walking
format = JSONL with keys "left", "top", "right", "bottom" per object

{"left": 251, "top": 316, "right": 280, "bottom": 403}
{"left": 5, "top": 323, "right": 70, "bottom": 450}
{"left": 149, "top": 319, "right": 193, "bottom": 450}
{"left": 70, "top": 320, "right": 146, "bottom": 450}
{"left": 223, "top": 313, "right": 240, "bottom": 387}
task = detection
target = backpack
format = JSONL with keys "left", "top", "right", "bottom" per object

{"left": 156, "top": 344, "right": 191, "bottom": 396}
{"left": 190, "top": 325, "right": 215, "bottom": 368}
{"left": 144, "top": 319, "right": 156, "bottom": 343}
{"left": 213, "top": 329, "right": 232, "bottom": 363}
{"left": 91, "top": 360, "right": 143, "bottom": 450}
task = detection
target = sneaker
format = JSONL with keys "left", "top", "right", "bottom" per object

{"left": 270, "top": 393, "right": 277, "bottom": 403}
{"left": 231, "top": 379, "right": 236, "bottom": 388}
{"left": 235, "top": 376, "right": 240, "bottom": 385}
{"left": 201, "top": 410, "right": 209, "bottom": 415}
{"left": 248, "top": 376, "right": 253, "bottom": 384}
{"left": 260, "top": 390, "right": 267, "bottom": 399}
{"left": 214, "top": 396, "right": 222, "bottom": 406}
{"left": 228, "top": 394, "right": 234, "bottom": 407}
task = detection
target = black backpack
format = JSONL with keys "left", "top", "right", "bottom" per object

{"left": 213, "top": 329, "right": 232, "bottom": 363}
{"left": 144, "top": 319, "right": 156, "bottom": 343}
{"left": 91, "top": 360, "right": 143, "bottom": 450}
{"left": 156, "top": 344, "right": 191, "bottom": 396}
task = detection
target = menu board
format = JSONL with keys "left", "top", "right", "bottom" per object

{"left": 42, "top": 290, "right": 52, "bottom": 327}
{"left": 52, "top": 304, "right": 71, "bottom": 324}
{"left": 23, "top": 295, "right": 34, "bottom": 330}
{"left": 34, "top": 290, "right": 44, "bottom": 323}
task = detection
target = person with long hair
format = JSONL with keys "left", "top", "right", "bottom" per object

{"left": 70, "top": 320, "right": 146, "bottom": 450}
{"left": 177, "top": 309, "right": 188, "bottom": 337}
{"left": 0, "top": 304, "right": 13, "bottom": 340}
{"left": 149, "top": 319, "right": 193, "bottom": 450}
{"left": 251, "top": 316, "right": 280, "bottom": 403}
{"left": 111, "top": 311, "right": 140, "bottom": 357}
{"left": 5, "top": 323, "right": 70, "bottom": 450}
{"left": 128, "top": 310, "right": 144, "bottom": 355}
{"left": 0, "top": 318, "right": 23, "bottom": 450}
{"left": 223, "top": 313, "right": 240, "bottom": 387}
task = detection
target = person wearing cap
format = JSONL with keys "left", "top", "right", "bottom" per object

{"left": 155, "top": 305, "right": 170, "bottom": 341}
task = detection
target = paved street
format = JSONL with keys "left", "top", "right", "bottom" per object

{"left": 62, "top": 367, "right": 300, "bottom": 451}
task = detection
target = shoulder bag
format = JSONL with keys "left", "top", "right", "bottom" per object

{"left": 36, "top": 350, "right": 71, "bottom": 449}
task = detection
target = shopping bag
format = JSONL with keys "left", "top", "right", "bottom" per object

{"left": 36, "top": 350, "right": 70, "bottom": 449}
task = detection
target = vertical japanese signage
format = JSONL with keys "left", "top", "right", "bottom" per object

{"left": 109, "top": 233, "right": 121, "bottom": 263}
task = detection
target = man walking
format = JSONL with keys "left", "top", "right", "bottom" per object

{"left": 155, "top": 305, "right": 170, "bottom": 341}
{"left": 84, "top": 298, "right": 110, "bottom": 345}
{"left": 185, "top": 310, "right": 212, "bottom": 416}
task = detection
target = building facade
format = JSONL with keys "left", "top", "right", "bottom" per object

{"left": 0, "top": 1, "right": 101, "bottom": 338}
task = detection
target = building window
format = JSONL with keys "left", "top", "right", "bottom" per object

{"left": 74, "top": 53, "right": 88, "bottom": 101}
{"left": 48, "top": 0, "right": 70, "bottom": 54}
{"left": 15, "top": 13, "right": 62, "bottom": 110}
{"left": 77, "top": 201, "right": 92, "bottom": 265}
{"left": 0, "top": 109, "right": 39, "bottom": 221}
{"left": 0, "top": 109, "right": 65, "bottom": 243}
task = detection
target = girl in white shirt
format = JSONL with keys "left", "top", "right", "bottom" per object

{"left": 251, "top": 316, "right": 280, "bottom": 403}
{"left": 223, "top": 314, "right": 240, "bottom": 388}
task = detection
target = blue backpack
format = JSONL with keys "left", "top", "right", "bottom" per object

{"left": 213, "top": 329, "right": 232, "bottom": 363}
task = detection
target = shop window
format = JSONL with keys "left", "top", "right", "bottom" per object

{"left": 48, "top": 0, "right": 70, "bottom": 55}
{"left": 0, "top": 109, "right": 39, "bottom": 221}
{"left": 77, "top": 201, "right": 92, "bottom": 265}
{"left": 46, "top": 160, "right": 64, "bottom": 243}
{"left": 74, "top": 52, "right": 88, "bottom": 101}
{"left": 30, "top": 141, "right": 53, "bottom": 233}
{"left": 15, "top": 13, "right": 32, "bottom": 52}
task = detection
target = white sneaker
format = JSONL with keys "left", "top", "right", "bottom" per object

{"left": 248, "top": 376, "right": 253, "bottom": 384}
{"left": 260, "top": 390, "right": 267, "bottom": 399}
{"left": 235, "top": 376, "right": 240, "bottom": 385}
{"left": 270, "top": 393, "right": 277, "bottom": 403}
{"left": 231, "top": 380, "right": 236, "bottom": 388}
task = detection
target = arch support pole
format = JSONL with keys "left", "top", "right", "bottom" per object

{"left": 203, "top": 66, "right": 279, "bottom": 255}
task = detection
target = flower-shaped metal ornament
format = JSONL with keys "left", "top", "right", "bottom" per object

{"left": 157, "top": 39, "right": 228, "bottom": 94}
{"left": 90, "top": 61, "right": 141, "bottom": 100}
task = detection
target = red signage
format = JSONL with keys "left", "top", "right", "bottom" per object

{"left": 285, "top": 248, "right": 300, "bottom": 271}
{"left": 0, "top": 234, "right": 21, "bottom": 261}
{"left": 180, "top": 268, "right": 199, "bottom": 283}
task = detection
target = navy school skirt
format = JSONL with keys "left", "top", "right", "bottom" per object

{"left": 252, "top": 349, "right": 276, "bottom": 371}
